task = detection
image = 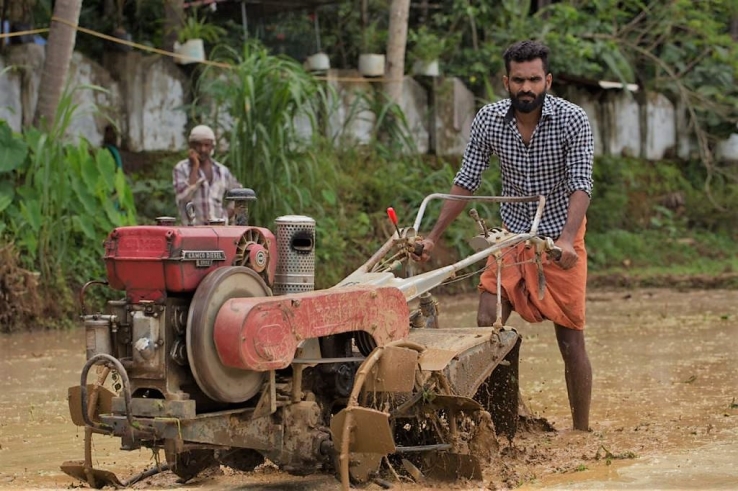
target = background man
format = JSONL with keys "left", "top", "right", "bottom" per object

{"left": 173, "top": 125, "right": 241, "bottom": 225}
{"left": 416, "top": 40, "right": 594, "bottom": 431}
{"left": 102, "top": 124, "right": 123, "bottom": 172}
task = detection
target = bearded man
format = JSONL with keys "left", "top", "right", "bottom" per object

{"left": 416, "top": 40, "right": 594, "bottom": 431}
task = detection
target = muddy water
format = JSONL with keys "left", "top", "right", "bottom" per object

{"left": 0, "top": 288, "right": 737, "bottom": 490}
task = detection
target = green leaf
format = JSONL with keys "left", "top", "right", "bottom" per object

{"left": 96, "top": 149, "right": 116, "bottom": 191}
{"left": 19, "top": 200, "right": 42, "bottom": 233}
{"left": 0, "top": 121, "right": 29, "bottom": 172}
{"left": 0, "top": 180, "right": 14, "bottom": 213}
{"left": 72, "top": 215, "right": 98, "bottom": 241}
{"left": 70, "top": 173, "right": 99, "bottom": 216}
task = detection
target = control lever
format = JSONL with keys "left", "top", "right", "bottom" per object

{"left": 469, "top": 208, "right": 489, "bottom": 238}
{"left": 386, "top": 207, "right": 402, "bottom": 239}
{"left": 534, "top": 238, "right": 563, "bottom": 300}
{"left": 387, "top": 207, "right": 424, "bottom": 260}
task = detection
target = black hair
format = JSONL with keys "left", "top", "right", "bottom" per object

{"left": 103, "top": 125, "right": 117, "bottom": 146}
{"left": 503, "top": 40, "right": 550, "bottom": 74}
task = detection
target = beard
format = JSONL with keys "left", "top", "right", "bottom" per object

{"left": 510, "top": 89, "right": 546, "bottom": 113}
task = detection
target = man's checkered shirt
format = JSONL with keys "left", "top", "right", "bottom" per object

{"left": 173, "top": 159, "right": 241, "bottom": 225}
{"left": 454, "top": 94, "right": 594, "bottom": 239}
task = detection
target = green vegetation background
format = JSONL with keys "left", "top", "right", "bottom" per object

{"left": 2, "top": 0, "right": 738, "bottom": 331}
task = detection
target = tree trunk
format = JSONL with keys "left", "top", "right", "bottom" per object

{"left": 384, "top": 0, "right": 410, "bottom": 105}
{"left": 731, "top": 15, "right": 738, "bottom": 42}
{"left": 163, "top": 0, "right": 185, "bottom": 52}
{"left": 32, "top": 0, "right": 82, "bottom": 129}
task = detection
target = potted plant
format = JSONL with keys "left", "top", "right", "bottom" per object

{"left": 306, "top": 12, "right": 330, "bottom": 73}
{"left": 408, "top": 26, "right": 446, "bottom": 77}
{"left": 358, "top": 21, "right": 386, "bottom": 77}
{"left": 174, "top": 10, "right": 226, "bottom": 65}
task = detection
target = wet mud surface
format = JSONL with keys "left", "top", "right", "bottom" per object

{"left": 1, "top": 288, "right": 737, "bottom": 490}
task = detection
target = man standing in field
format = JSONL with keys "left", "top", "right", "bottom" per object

{"left": 417, "top": 40, "right": 594, "bottom": 431}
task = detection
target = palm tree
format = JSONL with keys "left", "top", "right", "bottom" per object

{"left": 384, "top": 0, "right": 410, "bottom": 104}
{"left": 33, "top": 0, "right": 82, "bottom": 128}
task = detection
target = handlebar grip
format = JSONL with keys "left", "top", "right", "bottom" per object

{"left": 548, "top": 246, "right": 562, "bottom": 261}
{"left": 413, "top": 242, "right": 425, "bottom": 257}
{"left": 387, "top": 207, "right": 398, "bottom": 225}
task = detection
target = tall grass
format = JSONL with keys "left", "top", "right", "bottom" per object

{"left": 194, "top": 41, "right": 337, "bottom": 226}
{"left": 188, "top": 42, "right": 497, "bottom": 286}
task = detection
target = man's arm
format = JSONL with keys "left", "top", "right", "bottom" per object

{"left": 187, "top": 149, "right": 201, "bottom": 185}
{"left": 555, "top": 190, "right": 590, "bottom": 269}
{"left": 416, "top": 185, "right": 473, "bottom": 261}
{"left": 417, "top": 106, "right": 495, "bottom": 262}
{"left": 556, "top": 107, "right": 594, "bottom": 269}
{"left": 173, "top": 160, "right": 205, "bottom": 207}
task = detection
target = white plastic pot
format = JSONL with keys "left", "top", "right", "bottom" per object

{"left": 358, "top": 53, "right": 386, "bottom": 77}
{"left": 307, "top": 52, "right": 330, "bottom": 72}
{"left": 174, "top": 39, "right": 205, "bottom": 65}
{"left": 412, "top": 59, "right": 440, "bottom": 77}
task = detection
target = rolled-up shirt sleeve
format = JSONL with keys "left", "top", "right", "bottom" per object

{"left": 454, "top": 106, "right": 495, "bottom": 193}
{"left": 565, "top": 108, "right": 594, "bottom": 197}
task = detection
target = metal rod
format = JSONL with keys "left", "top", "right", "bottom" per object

{"left": 79, "top": 280, "right": 108, "bottom": 316}
{"left": 394, "top": 232, "right": 536, "bottom": 302}
{"left": 292, "top": 357, "right": 366, "bottom": 364}
{"left": 80, "top": 354, "right": 134, "bottom": 432}
{"left": 395, "top": 443, "right": 452, "bottom": 453}
{"left": 413, "top": 193, "right": 543, "bottom": 232}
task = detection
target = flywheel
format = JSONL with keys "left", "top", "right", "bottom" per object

{"left": 186, "top": 266, "right": 271, "bottom": 403}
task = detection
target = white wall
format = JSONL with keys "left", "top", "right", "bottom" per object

{"left": 1, "top": 46, "right": 736, "bottom": 162}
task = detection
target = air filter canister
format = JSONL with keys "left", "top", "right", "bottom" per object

{"left": 273, "top": 215, "right": 316, "bottom": 294}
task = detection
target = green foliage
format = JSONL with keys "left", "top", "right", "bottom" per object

{"left": 0, "top": 87, "right": 137, "bottom": 297}
{"left": 586, "top": 155, "right": 738, "bottom": 273}
{"left": 361, "top": 19, "right": 387, "bottom": 54}
{"left": 178, "top": 9, "right": 227, "bottom": 44}
{"left": 408, "top": 26, "right": 449, "bottom": 63}
{"left": 194, "top": 41, "right": 335, "bottom": 227}
{"left": 126, "top": 152, "right": 181, "bottom": 224}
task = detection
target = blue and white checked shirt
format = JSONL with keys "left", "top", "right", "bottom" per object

{"left": 454, "top": 94, "right": 594, "bottom": 238}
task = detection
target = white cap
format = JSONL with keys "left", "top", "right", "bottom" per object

{"left": 188, "top": 125, "right": 215, "bottom": 142}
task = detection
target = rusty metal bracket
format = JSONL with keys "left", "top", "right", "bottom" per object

{"left": 252, "top": 370, "right": 277, "bottom": 420}
{"left": 80, "top": 354, "right": 133, "bottom": 433}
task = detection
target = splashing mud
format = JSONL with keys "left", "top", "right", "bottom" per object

{"left": 0, "top": 288, "right": 736, "bottom": 490}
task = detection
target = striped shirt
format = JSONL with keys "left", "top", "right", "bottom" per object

{"left": 173, "top": 159, "right": 241, "bottom": 225}
{"left": 454, "top": 94, "right": 594, "bottom": 238}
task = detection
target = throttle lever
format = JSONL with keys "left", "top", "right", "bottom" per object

{"left": 469, "top": 208, "right": 489, "bottom": 238}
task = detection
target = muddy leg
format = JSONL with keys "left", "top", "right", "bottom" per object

{"left": 477, "top": 291, "right": 512, "bottom": 327}
{"left": 554, "top": 324, "right": 592, "bottom": 431}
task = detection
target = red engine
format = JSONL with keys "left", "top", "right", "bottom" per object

{"left": 104, "top": 224, "right": 277, "bottom": 302}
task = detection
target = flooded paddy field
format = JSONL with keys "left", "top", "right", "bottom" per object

{"left": 1, "top": 288, "right": 736, "bottom": 490}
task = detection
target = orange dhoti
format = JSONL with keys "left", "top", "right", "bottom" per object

{"left": 478, "top": 221, "right": 587, "bottom": 330}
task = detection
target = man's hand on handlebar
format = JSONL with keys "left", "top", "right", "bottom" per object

{"left": 411, "top": 238, "right": 435, "bottom": 262}
{"left": 553, "top": 238, "right": 578, "bottom": 270}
